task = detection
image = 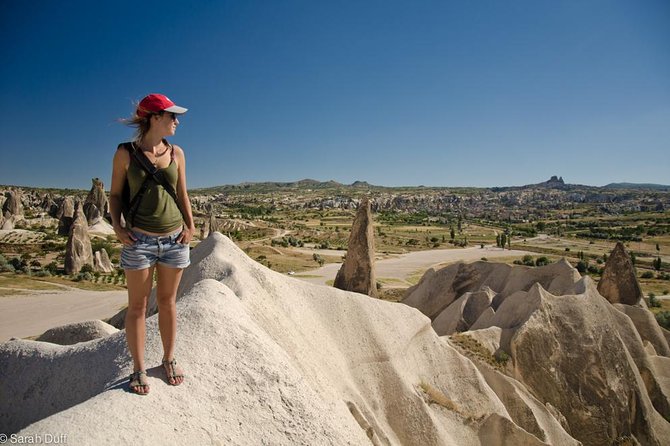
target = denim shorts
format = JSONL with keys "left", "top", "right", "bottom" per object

{"left": 121, "top": 230, "right": 190, "bottom": 270}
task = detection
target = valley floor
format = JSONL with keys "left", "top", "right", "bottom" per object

{"left": 0, "top": 289, "right": 127, "bottom": 341}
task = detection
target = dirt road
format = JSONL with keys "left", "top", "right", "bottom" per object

{"left": 0, "top": 289, "right": 127, "bottom": 342}
{"left": 295, "top": 245, "right": 535, "bottom": 286}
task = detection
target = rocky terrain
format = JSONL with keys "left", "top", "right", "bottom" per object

{"left": 403, "top": 246, "right": 670, "bottom": 445}
{"left": 4, "top": 177, "right": 670, "bottom": 223}
{"left": 1, "top": 233, "right": 669, "bottom": 444}
{"left": 190, "top": 176, "right": 670, "bottom": 221}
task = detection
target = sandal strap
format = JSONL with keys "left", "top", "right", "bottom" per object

{"left": 129, "top": 370, "right": 148, "bottom": 386}
{"left": 162, "top": 358, "right": 184, "bottom": 378}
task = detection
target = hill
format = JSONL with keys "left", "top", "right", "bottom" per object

{"left": 603, "top": 182, "right": 670, "bottom": 191}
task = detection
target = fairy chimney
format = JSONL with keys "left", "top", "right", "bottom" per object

{"left": 65, "top": 203, "right": 94, "bottom": 275}
{"left": 57, "top": 197, "right": 76, "bottom": 236}
{"left": 83, "top": 178, "right": 109, "bottom": 225}
{"left": 40, "top": 193, "right": 59, "bottom": 218}
{"left": 597, "top": 242, "right": 643, "bottom": 305}
{"left": 208, "top": 213, "right": 218, "bottom": 237}
{"left": 333, "top": 197, "right": 377, "bottom": 297}
{"left": 2, "top": 189, "right": 23, "bottom": 217}
{"left": 94, "top": 248, "right": 114, "bottom": 273}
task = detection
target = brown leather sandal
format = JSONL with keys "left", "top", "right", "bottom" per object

{"left": 129, "top": 370, "right": 149, "bottom": 395}
{"left": 162, "top": 358, "right": 185, "bottom": 386}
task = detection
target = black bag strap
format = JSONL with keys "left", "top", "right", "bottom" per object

{"left": 122, "top": 143, "right": 153, "bottom": 227}
{"left": 128, "top": 141, "right": 184, "bottom": 219}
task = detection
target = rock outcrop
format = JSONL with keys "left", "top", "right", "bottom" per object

{"left": 597, "top": 242, "right": 644, "bottom": 305}
{"left": 207, "top": 212, "right": 218, "bottom": 237}
{"left": 39, "top": 193, "right": 59, "bottom": 217}
{"left": 404, "top": 257, "right": 670, "bottom": 445}
{"left": 1, "top": 215, "right": 16, "bottom": 230}
{"left": 333, "top": 197, "right": 377, "bottom": 297}
{"left": 94, "top": 248, "right": 114, "bottom": 273}
{"left": 2, "top": 234, "right": 580, "bottom": 445}
{"left": 403, "top": 258, "right": 581, "bottom": 333}
{"left": 57, "top": 197, "right": 75, "bottom": 236}
{"left": 35, "top": 320, "right": 118, "bottom": 345}
{"left": 64, "top": 203, "right": 93, "bottom": 275}
{"left": 88, "top": 219, "right": 115, "bottom": 236}
{"left": 2, "top": 189, "right": 23, "bottom": 217}
{"left": 3, "top": 235, "right": 669, "bottom": 444}
{"left": 83, "top": 178, "right": 109, "bottom": 225}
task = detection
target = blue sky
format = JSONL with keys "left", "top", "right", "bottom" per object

{"left": 1, "top": 0, "right": 668, "bottom": 189}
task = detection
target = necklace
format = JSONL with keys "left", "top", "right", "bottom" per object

{"left": 137, "top": 141, "right": 169, "bottom": 166}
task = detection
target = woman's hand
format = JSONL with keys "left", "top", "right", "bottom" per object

{"left": 178, "top": 226, "right": 195, "bottom": 245}
{"left": 113, "top": 224, "right": 137, "bottom": 246}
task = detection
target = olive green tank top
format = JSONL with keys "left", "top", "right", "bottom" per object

{"left": 126, "top": 148, "right": 183, "bottom": 233}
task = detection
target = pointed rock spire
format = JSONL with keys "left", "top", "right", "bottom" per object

{"left": 65, "top": 202, "right": 94, "bottom": 275}
{"left": 83, "top": 178, "right": 109, "bottom": 225}
{"left": 597, "top": 242, "right": 643, "bottom": 305}
{"left": 57, "top": 197, "right": 75, "bottom": 236}
{"left": 2, "top": 189, "right": 23, "bottom": 217}
{"left": 333, "top": 197, "right": 377, "bottom": 297}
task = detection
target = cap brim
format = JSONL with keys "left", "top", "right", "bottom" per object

{"left": 164, "top": 105, "right": 188, "bottom": 114}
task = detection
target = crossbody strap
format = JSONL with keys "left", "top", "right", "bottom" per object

{"left": 123, "top": 143, "right": 154, "bottom": 227}
{"left": 129, "top": 141, "right": 184, "bottom": 219}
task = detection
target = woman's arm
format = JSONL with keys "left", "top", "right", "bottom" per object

{"left": 173, "top": 145, "right": 196, "bottom": 244}
{"left": 109, "top": 145, "right": 136, "bottom": 245}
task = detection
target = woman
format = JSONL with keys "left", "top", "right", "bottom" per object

{"left": 109, "top": 93, "right": 195, "bottom": 395}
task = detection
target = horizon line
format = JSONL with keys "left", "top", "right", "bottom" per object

{"left": 2, "top": 177, "right": 670, "bottom": 192}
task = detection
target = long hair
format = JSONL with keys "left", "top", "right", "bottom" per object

{"left": 119, "top": 100, "right": 153, "bottom": 144}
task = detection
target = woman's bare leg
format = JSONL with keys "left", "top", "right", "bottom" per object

{"left": 156, "top": 263, "right": 185, "bottom": 385}
{"left": 125, "top": 266, "right": 154, "bottom": 394}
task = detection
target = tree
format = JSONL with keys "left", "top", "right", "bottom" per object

{"left": 450, "top": 227, "right": 455, "bottom": 240}
{"left": 500, "top": 234, "right": 507, "bottom": 249}
{"left": 576, "top": 260, "right": 587, "bottom": 273}
{"left": 656, "top": 311, "right": 670, "bottom": 330}
{"left": 654, "top": 257, "right": 662, "bottom": 271}
{"left": 45, "top": 261, "right": 58, "bottom": 274}
{"left": 535, "top": 256, "right": 550, "bottom": 267}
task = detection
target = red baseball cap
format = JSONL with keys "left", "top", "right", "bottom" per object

{"left": 136, "top": 93, "right": 188, "bottom": 118}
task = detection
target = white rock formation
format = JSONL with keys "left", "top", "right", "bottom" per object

{"left": 1, "top": 233, "right": 578, "bottom": 445}
{"left": 405, "top": 258, "right": 670, "bottom": 445}
{"left": 88, "top": 219, "right": 115, "bottom": 236}
{"left": 35, "top": 320, "right": 118, "bottom": 345}
{"left": 64, "top": 203, "right": 94, "bottom": 275}
{"left": 94, "top": 248, "right": 114, "bottom": 273}
{"left": 404, "top": 259, "right": 581, "bottom": 335}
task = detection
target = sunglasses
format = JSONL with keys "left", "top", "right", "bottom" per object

{"left": 158, "top": 111, "right": 180, "bottom": 121}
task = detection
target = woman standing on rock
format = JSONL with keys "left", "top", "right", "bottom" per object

{"left": 109, "top": 93, "right": 195, "bottom": 395}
